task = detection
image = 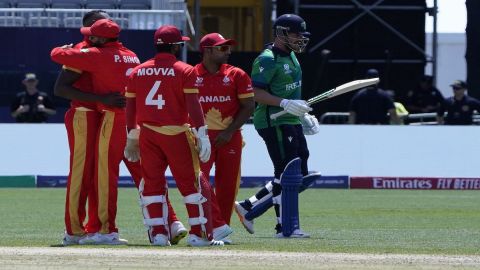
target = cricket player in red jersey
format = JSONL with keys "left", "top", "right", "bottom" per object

{"left": 51, "top": 18, "right": 140, "bottom": 245}
{"left": 53, "top": 12, "right": 187, "bottom": 246}
{"left": 124, "top": 25, "right": 229, "bottom": 246}
{"left": 194, "top": 33, "right": 255, "bottom": 243}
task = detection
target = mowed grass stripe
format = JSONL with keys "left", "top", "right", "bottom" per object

{"left": 0, "top": 188, "right": 479, "bottom": 254}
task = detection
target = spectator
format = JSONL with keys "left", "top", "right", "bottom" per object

{"left": 385, "top": 89, "right": 409, "bottom": 124}
{"left": 437, "top": 80, "right": 480, "bottom": 125}
{"left": 405, "top": 75, "right": 444, "bottom": 113}
{"left": 348, "top": 69, "right": 399, "bottom": 125}
{"left": 10, "top": 73, "right": 56, "bottom": 122}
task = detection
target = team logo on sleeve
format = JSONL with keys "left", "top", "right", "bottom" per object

{"left": 195, "top": 77, "right": 204, "bottom": 87}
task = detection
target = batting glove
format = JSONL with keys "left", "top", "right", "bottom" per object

{"left": 280, "top": 99, "right": 312, "bottom": 117}
{"left": 124, "top": 129, "right": 140, "bottom": 162}
{"left": 192, "top": 125, "right": 211, "bottom": 163}
{"left": 300, "top": 113, "right": 320, "bottom": 135}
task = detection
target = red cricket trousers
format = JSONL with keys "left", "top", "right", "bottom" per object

{"left": 139, "top": 127, "right": 215, "bottom": 238}
{"left": 201, "top": 130, "right": 243, "bottom": 225}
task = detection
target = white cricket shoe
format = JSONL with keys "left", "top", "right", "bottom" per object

{"left": 187, "top": 234, "right": 224, "bottom": 247}
{"left": 219, "top": 237, "right": 233, "bottom": 245}
{"left": 170, "top": 221, "right": 188, "bottom": 245}
{"left": 62, "top": 233, "right": 85, "bottom": 246}
{"left": 275, "top": 229, "right": 311, "bottom": 238}
{"left": 213, "top": 224, "right": 233, "bottom": 241}
{"left": 152, "top": 234, "right": 171, "bottom": 246}
{"left": 234, "top": 201, "right": 254, "bottom": 234}
{"left": 78, "top": 232, "right": 128, "bottom": 245}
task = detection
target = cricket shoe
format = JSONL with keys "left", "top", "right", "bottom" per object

{"left": 78, "top": 232, "right": 128, "bottom": 245}
{"left": 62, "top": 233, "right": 85, "bottom": 246}
{"left": 152, "top": 234, "right": 171, "bottom": 246}
{"left": 275, "top": 229, "right": 310, "bottom": 238}
{"left": 234, "top": 201, "right": 254, "bottom": 234}
{"left": 170, "top": 221, "right": 188, "bottom": 245}
{"left": 213, "top": 224, "right": 233, "bottom": 241}
{"left": 187, "top": 234, "right": 224, "bottom": 247}
{"left": 218, "top": 237, "right": 233, "bottom": 245}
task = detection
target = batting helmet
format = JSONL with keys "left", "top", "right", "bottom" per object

{"left": 273, "top": 14, "right": 310, "bottom": 53}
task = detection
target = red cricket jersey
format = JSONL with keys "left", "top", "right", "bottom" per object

{"left": 126, "top": 53, "right": 197, "bottom": 127}
{"left": 192, "top": 63, "right": 253, "bottom": 130}
{"left": 51, "top": 41, "right": 140, "bottom": 112}
{"left": 62, "top": 40, "right": 96, "bottom": 110}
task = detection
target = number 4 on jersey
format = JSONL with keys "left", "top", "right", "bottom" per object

{"left": 146, "top": 80, "right": 165, "bottom": 109}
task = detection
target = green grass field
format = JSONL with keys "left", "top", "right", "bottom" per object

{"left": 1, "top": 188, "right": 479, "bottom": 255}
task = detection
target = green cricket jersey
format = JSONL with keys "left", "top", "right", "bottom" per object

{"left": 251, "top": 45, "right": 303, "bottom": 129}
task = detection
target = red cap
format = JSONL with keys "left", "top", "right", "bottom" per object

{"left": 80, "top": 19, "right": 120, "bottom": 39}
{"left": 154, "top": 25, "right": 190, "bottom": 45}
{"left": 199, "top": 33, "right": 236, "bottom": 52}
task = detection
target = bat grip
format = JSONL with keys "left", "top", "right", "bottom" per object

{"left": 270, "top": 110, "right": 288, "bottom": 120}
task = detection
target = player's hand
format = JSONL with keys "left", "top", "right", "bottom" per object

{"left": 100, "top": 93, "right": 126, "bottom": 108}
{"left": 214, "top": 130, "right": 233, "bottom": 147}
{"left": 124, "top": 129, "right": 140, "bottom": 162}
{"left": 192, "top": 125, "right": 211, "bottom": 163}
{"left": 300, "top": 113, "right": 320, "bottom": 135}
{"left": 280, "top": 99, "right": 312, "bottom": 116}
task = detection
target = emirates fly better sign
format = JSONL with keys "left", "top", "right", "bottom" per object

{"left": 350, "top": 177, "right": 480, "bottom": 190}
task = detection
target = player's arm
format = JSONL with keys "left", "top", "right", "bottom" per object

{"left": 54, "top": 68, "right": 125, "bottom": 107}
{"left": 185, "top": 91, "right": 205, "bottom": 128}
{"left": 251, "top": 57, "right": 309, "bottom": 115}
{"left": 50, "top": 45, "right": 98, "bottom": 72}
{"left": 214, "top": 71, "right": 255, "bottom": 147}
{"left": 253, "top": 87, "right": 282, "bottom": 106}
{"left": 124, "top": 75, "right": 140, "bottom": 162}
{"left": 185, "top": 91, "right": 211, "bottom": 162}
{"left": 125, "top": 77, "right": 138, "bottom": 131}
{"left": 251, "top": 57, "right": 281, "bottom": 106}
{"left": 215, "top": 96, "right": 255, "bottom": 147}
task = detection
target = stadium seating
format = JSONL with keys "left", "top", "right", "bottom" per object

{"left": 0, "top": 0, "right": 156, "bottom": 11}
{"left": 50, "top": 0, "right": 84, "bottom": 9}
{"left": 29, "top": 15, "right": 60, "bottom": 27}
{"left": 0, "top": 0, "right": 12, "bottom": 8}
{"left": 84, "top": 0, "right": 117, "bottom": 10}
{"left": 118, "top": 0, "right": 150, "bottom": 10}
{"left": 0, "top": 15, "right": 24, "bottom": 26}
{"left": 13, "top": 0, "right": 49, "bottom": 8}
{"left": 62, "top": 15, "right": 81, "bottom": 27}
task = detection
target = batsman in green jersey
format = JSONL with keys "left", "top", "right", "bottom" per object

{"left": 235, "top": 14, "right": 321, "bottom": 238}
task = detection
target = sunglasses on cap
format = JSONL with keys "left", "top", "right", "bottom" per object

{"left": 204, "top": 45, "right": 231, "bottom": 52}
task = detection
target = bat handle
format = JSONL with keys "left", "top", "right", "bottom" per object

{"left": 270, "top": 110, "right": 288, "bottom": 120}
